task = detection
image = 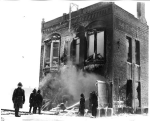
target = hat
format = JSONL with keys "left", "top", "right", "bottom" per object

{"left": 37, "top": 90, "right": 41, "bottom": 93}
{"left": 33, "top": 89, "right": 36, "bottom": 93}
{"left": 18, "top": 82, "right": 23, "bottom": 87}
{"left": 80, "top": 93, "right": 84, "bottom": 97}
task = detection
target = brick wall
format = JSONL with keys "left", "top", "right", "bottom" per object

{"left": 39, "top": 2, "right": 148, "bottom": 109}
{"left": 113, "top": 4, "right": 149, "bottom": 108}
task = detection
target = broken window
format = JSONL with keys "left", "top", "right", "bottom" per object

{"left": 126, "top": 80, "right": 132, "bottom": 107}
{"left": 136, "top": 82, "right": 141, "bottom": 107}
{"left": 44, "top": 44, "right": 51, "bottom": 67}
{"left": 88, "top": 34, "right": 94, "bottom": 56}
{"left": 76, "top": 39, "right": 80, "bottom": 64}
{"left": 135, "top": 40, "right": 140, "bottom": 65}
{"left": 70, "top": 38, "right": 80, "bottom": 64}
{"left": 126, "top": 36, "right": 132, "bottom": 63}
{"left": 97, "top": 31, "right": 104, "bottom": 57}
{"left": 87, "top": 30, "right": 105, "bottom": 57}
{"left": 127, "top": 62, "right": 132, "bottom": 79}
{"left": 135, "top": 65, "right": 140, "bottom": 81}
{"left": 52, "top": 42, "right": 59, "bottom": 66}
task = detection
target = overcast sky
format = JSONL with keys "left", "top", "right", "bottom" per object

{"left": 0, "top": 0, "right": 150, "bottom": 110}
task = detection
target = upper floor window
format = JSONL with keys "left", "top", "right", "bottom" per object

{"left": 76, "top": 38, "right": 80, "bottom": 64}
{"left": 135, "top": 40, "right": 140, "bottom": 65}
{"left": 52, "top": 41, "right": 59, "bottom": 65}
{"left": 126, "top": 36, "right": 132, "bottom": 63}
{"left": 88, "top": 33, "right": 94, "bottom": 56}
{"left": 97, "top": 31, "right": 104, "bottom": 57}
{"left": 44, "top": 44, "right": 51, "bottom": 67}
{"left": 87, "top": 30, "right": 105, "bottom": 58}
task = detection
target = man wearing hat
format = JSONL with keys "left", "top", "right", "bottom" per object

{"left": 35, "top": 89, "right": 43, "bottom": 114}
{"left": 29, "top": 88, "right": 37, "bottom": 113}
{"left": 79, "top": 93, "right": 85, "bottom": 116}
{"left": 12, "top": 82, "right": 25, "bottom": 117}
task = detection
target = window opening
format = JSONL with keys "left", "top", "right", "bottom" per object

{"left": 135, "top": 40, "right": 140, "bottom": 65}
{"left": 126, "top": 36, "right": 132, "bottom": 63}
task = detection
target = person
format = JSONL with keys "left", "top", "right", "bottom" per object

{"left": 36, "top": 89, "right": 43, "bottom": 114}
{"left": 91, "top": 91, "right": 98, "bottom": 117}
{"left": 29, "top": 88, "right": 37, "bottom": 113}
{"left": 79, "top": 93, "right": 85, "bottom": 116}
{"left": 89, "top": 92, "right": 93, "bottom": 113}
{"left": 12, "top": 82, "right": 25, "bottom": 117}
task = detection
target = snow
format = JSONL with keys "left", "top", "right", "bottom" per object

{"left": 1, "top": 114, "right": 149, "bottom": 121}
{"left": 1, "top": 110, "right": 149, "bottom": 121}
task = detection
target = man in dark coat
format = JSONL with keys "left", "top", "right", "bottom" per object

{"left": 79, "top": 93, "right": 85, "bottom": 116}
{"left": 91, "top": 91, "right": 98, "bottom": 117}
{"left": 12, "top": 82, "right": 25, "bottom": 117}
{"left": 89, "top": 92, "right": 93, "bottom": 113}
{"left": 29, "top": 89, "right": 37, "bottom": 113}
{"left": 36, "top": 89, "right": 43, "bottom": 114}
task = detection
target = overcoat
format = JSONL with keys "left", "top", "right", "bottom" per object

{"left": 29, "top": 92, "right": 37, "bottom": 107}
{"left": 79, "top": 97, "right": 85, "bottom": 115}
{"left": 36, "top": 93, "right": 43, "bottom": 107}
{"left": 12, "top": 87, "right": 25, "bottom": 108}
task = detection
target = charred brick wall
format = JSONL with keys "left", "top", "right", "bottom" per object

{"left": 113, "top": 4, "right": 149, "bottom": 108}
{"left": 39, "top": 2, "right": 148, "bottom": 110}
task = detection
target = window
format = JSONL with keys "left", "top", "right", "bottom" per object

{"left": 135, "top": 40, "right": 140, "bottom": 65}
{"left": 126, "top": 36, "right": 132, "bottom": 63}
{"left": 44, "top": 44, "right": 51, "bottom": 67}
{"left": 76, "top": 39, "right": 80, "bottom": 64}
{"left": 87, "top": 30, "right": 105, "bottom": 58}
{"left": 97, "top": 31, "right": 104, "bottom": 57}
{"left": 52, "top": 42, "right": 59, "bottom": 66}
{"left": 88, "top": 34, "right": 94, "bottom": 56}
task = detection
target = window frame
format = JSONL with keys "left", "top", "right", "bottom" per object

{"left": 135, "top": 40, "right": 140, "bottom": 65}
{"left": 86, "top": 28, "right": 106, "bottom": 60}
{"left": 126, "top": 36, "right": 132, "bottom": 63}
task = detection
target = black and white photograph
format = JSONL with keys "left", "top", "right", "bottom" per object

{"left": 0, "top": 0, "right": 149, "bottom": 121}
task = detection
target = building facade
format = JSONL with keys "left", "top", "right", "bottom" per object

{"left": 39, "top": 2, "right": 149, "bottom": 112}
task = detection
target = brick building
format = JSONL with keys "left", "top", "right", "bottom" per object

{"left": 39, "top": 2, "right": 148, "bottom": 112}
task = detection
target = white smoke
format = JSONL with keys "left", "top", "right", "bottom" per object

{"left": 39, "top": 61, "right": 106, "bottom": 107}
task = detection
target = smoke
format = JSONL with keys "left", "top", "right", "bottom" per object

{"left": 39, "top": 61, "right": 106, "bottom": 108}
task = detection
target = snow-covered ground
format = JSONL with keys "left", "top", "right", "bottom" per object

{"left": 1, "top": 113, "right": 149, "bottom": 121}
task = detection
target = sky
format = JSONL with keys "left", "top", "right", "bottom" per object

{"left": 0, "top": 0, "right": 150, "bottom": 110}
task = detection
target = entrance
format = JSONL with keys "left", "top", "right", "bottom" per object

{"left": 126, "top": 80, "right": 132, "bottom": 107}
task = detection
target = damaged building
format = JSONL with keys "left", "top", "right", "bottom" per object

{"left": 39, "top": 2, "right": 149, "bottom": 114}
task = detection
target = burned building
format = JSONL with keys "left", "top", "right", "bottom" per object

{"left": 39, "top": 2, "right": 149, "bottom": 113}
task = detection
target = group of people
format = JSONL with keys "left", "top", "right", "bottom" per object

{"left": 12, "top": 82, "right": 98, "bottom": 118}
{"left": 29, "top": 88, "right": 43, "bottom": 114}
{"left": 79, "top": 91, "right": 98, "bottom": 117}
{"left": 12, "top": 82, "right": 43, "bottom": 117}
